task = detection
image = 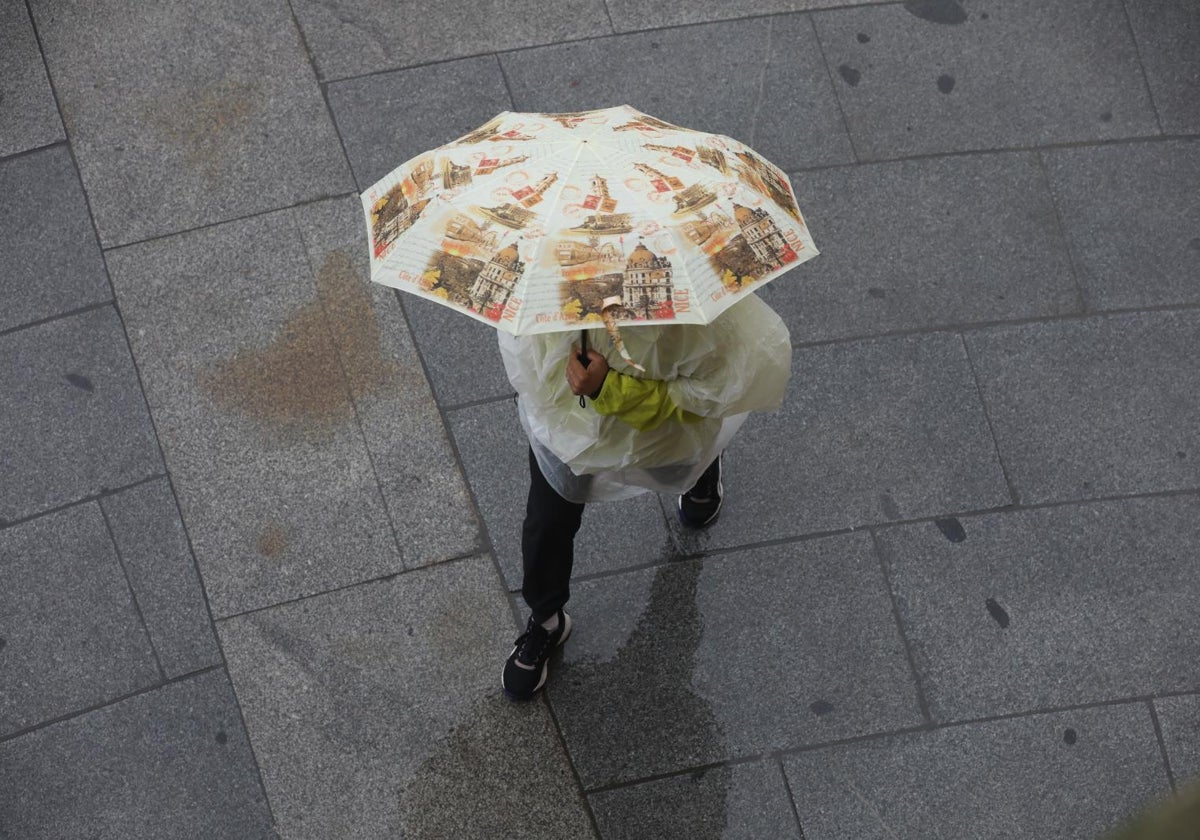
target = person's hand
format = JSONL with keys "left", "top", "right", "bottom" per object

{"left": 567, "top": 348, "right": 609, "bottom": 398}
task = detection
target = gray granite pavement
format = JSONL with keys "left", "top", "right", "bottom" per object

{"left": 2, "top": 0, "right": 1198, "bottom": 836}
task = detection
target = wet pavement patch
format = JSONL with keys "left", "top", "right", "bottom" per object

{"left": 985, "top": 597, "right": 1010, "bottom": 628}
{"left": 935, "top": 517, "right": 967, "bottom": 543}
{"left": 199, "top": 250, "right": 400, "bottom": 441}
{"left": 904, "top": 0, "right": 969, "bottom": 25}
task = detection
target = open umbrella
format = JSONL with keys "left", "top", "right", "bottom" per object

{"left": 362, "top": 104, "right": 817, "bottom": 362}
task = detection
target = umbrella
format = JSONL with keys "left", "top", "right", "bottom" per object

{"left": 361, "top": 105, "right": 818, "bottom": 355}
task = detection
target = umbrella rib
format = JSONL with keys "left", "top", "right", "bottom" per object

{"left": 513, "top": 139, "right": 589, "bottom": 334}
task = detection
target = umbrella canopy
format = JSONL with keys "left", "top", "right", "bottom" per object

{"left": 362, "top": 105, "right": 818, "bottom": 335}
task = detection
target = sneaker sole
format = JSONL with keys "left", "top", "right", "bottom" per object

{"left": 502, "top": 612, "right": 573, "bottom": 701}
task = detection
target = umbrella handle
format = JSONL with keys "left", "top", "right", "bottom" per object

{"left": 578, "top": 329, "right": 588, "bottom": 408}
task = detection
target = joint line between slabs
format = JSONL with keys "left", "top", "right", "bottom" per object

{"left": 777, "top": 754, "right": 809, "bottom": 840}
{"left": 214, "top": 550, "right": 483, "bottom": 623}
{"left": 868, "top": 527, "right": 933, "bottom": 725}
{"left": 1119, "top": 0, "right": 1166, "bottom": 136}
{"left": 0, "top": 472, "right": 166, "bottom": 533}
{"left": 0, "top": 138, "right": 68, "bottom": 167}
{"left": 99, "top": 191, "right": 359, "bottom": 254}
{"left": 584, "top": 688, "right": 1200, "bottom": 797}
{"left": 392, "top": 290, "right": 502, "bottom": 573}
{"left": 316, "top": 2, "right": 909, "bottom": 86}
{"left": 285, "top": 0, "right": 361, "bottom": 192}
{"left": 541, "top": 693, "right": 605, "bottom": 838}
{"left": 493, "top": 53, "right": 519, "bottom": 117}
{"left": 808, "top": 13, "right": 861, "bottom": 165}
{"left": 1034, "top": 149, "right": 1089, "bottom": 314}
{"left": 287, "top": 211, "right": 410, "bottom": 578}
{"left": 0, "top": 301, "right": 115, "bottom": 339}
{"left": 959, "top": 332, "right": 1021, "bottom": 506}
{"left": 151, "top": 461, "right": 282, "bottom": 830}
{"left": 0, "top": 664, "right": 224, "bottom": 746}
{"left": 569, "top": 485, "right": 1200, "bottom": 587}
{"left": 96, "top": 498, "right": 167, "bottom": 682}
{"left": 1147, "top": 700, "right": 1178, "bottom": 792}
{"left": 787, "top": 301, "right": 1200, "bottom": 352}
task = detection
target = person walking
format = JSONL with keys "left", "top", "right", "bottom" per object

{"left": 498, "top": 294, "right": 792, "bottom": 700}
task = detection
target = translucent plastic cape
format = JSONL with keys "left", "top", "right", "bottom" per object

{"left": 498, "top": 294, "right": 791, "bottom": 503}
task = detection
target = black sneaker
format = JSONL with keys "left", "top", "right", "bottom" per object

{"left": 678, "top": 456, "right": 723, "bottom": 528}
{"left": 502, "top": 610, "right": 572, "bottom": 701}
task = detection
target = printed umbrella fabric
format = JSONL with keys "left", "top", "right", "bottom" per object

{"left": 362, "top": 105, "right": 818, "bottom": 335}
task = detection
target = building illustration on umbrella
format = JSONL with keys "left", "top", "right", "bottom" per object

{"left": 622, "top": 242, "right": 674, "bottom": 319}
{"left": 468, "top": 242, "right": 524, "bottom": 318}
{"left": 370, "top": 185, "right": 430, "bottom": 256}
{"left": 734, "top": 204, "right": 791, "bottom": 269}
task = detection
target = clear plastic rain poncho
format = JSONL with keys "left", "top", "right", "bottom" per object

{"left": 498, "top": 294, "right": 791, "bottom": 503}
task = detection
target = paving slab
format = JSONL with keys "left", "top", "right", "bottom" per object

{"left": 876, "top": 495, "right": 1200, "bottom": 723}
{"left": 0, "top": 144, "right": 110, "bottom": 332}
{"left": 0, "top": 0, "right": 64, "bottom": 157}
{"left": 290, "top": 0, "right": 610, "bottom": 81}
{"left": 100, "top": 477, "right": 221, "bottom": 679}
{"left": 764, "top": 152, "right": 1079, "bottom": 342}
{"left": 405, "top": 294, "right": 515, "bottom": 407}
{"left": 589, "top": 759, "right": 802, "bottom": 840}
{"left": 604, "top": 0, "right": 875, "bottom": 32}
{"left": 447, "top": 398, "right": 676, "bottom": 591}
{"left": 0, "top": 306, "right": 163, "bottom": 523}
{"left": 1125, "top": 0, "right": 1200, "bottom": 135}
{"left": 293, "top": 196, "right": 481, "bottom": 568}
{"left": 28, "top": 0, "right": 352, "bottom": 247}
{"left": 813, "top": 0, "right": 1160, "bottom": 160}
{"left": 218, "top": 557, "right": 595, "bottom": 840}
{"left": 0, "top": 504, "right": 158, "bottom": 737}
{"left": 326, "top": 54, "right": 513, "bottom": 190}
{"left": 0, "top": 669, "right": 274, "bottom": 840}
{"left": 784, "top": 703, "right": 1168, "bottom": 840}
{"left": 550, "top": 534, "right": 922, "bottom": 788}
{"left": 1043, "top": 139, "right": 1200, "bottom": 311}
{"left": 668, "top": 331, "right": 1009, "bottom": 554}
{"left": 501, "top": 16, "right": 854, "bottom": 171}
{"left": 1155, "top": 694, "right": 1200, "bottom": 786}
{"left": 965, "top": 311, "right": 1200, "bottom": 504}
{"left": 106, "top": 212, "right": 405, "bottom": 617}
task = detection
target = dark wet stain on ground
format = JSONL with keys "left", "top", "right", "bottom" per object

{"left": 199, "top": 251, "right": 400, "bottom": 441}
{"left": 868, "top": 287, "right": 887, "bottom": 299}
{"left": 879, "top": 492, "right": 901, "bottom": 520}
{"left": 857, "top": 32, "right": 871, "bottom": 43}
{"left": 935, "top": 517, "right": 967, "bottom": 543}
{"left": 1100, "top": 110, "right": 1113, "bottom": 122}
{"left": 904, "top": 0, "right": 969, "bottom": 24}
{"left": 557, "top": 562, "right": 729, "bottom": 796}
{"left": 1188, "top": 238, "right": 1200, "bottom": 251}
{"left": 143, "top": 79, "right": 259, "bottom": 182}
{"left": 985, "top": 597, "right": 1010, "bottom": 628}
{"left": 398, "top": 563, "right": 729, "bottom": 835}
{"left": 938, "top": 74, "right": 956, "bottom": 94}
{"left": 1063, "top": 728, "right": 1077, "bottom": 745}
{"left": 810, "top": 699, "right": 835, "bottom": 716}
{"left": 0, "top": 637, "right": 6, "bottom": 652}
{"left": 256, "top": 524, "right": 288, "bottom": 558}
{"left": 1178, "top": 451, "right": 1188, "bottom": 460}
{"left": 64, "top": 373, "right": 94, "bottom": 392}
{"left": 838, "top": 65, "right": 863, "bottom": 87}
{"left": 215, "top": 730, "right": 228, "bottom": 745}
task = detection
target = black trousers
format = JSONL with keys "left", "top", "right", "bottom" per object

{"left": 521, "top": 448, "right": 584, "bottom": 622}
